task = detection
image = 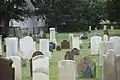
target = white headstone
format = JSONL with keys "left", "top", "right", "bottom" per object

{"left": 72, "top": 37, "right": 80, "bottom": 50}
{"left": 103, "top": 49, "right": 117, "bottom": 80}
{"left": 103, "top": 25, "right": 107, "bottom": 30}
{"left": 95, "top": 28, "right": 97, "bottom": 30}
{"left": 32, "top": 55, "right": 49, "bottom": 80}
{"left": 91, "top": 36, "right": 102, "bottom": 55}
{"left": 21, "top": 36, "right": 34, "bottom": 59}
{"left": 110, "top": 36, "right": 120, "bottom": 54}
{"left": 111, "top": 26, "right": 114, "bottom": 30}
{"left": 58, "top": 60, "right": 76, "bottom": 80}
{"left": 103, "top": 35, "right": 109, "bottom": 41}
{"left": 69, "top": 34, "right": 74, "bottom": 39}
{"left": 89, "top": 26, "right": 92, "bottom": 31}
{"left": 39, "top": 39, "right": 51, "bottom": 58}
{"left": 49, "top": 28, "right": 57, "bottom": 46}
{"left": 0, "top": 35, "right": 2, "bottom": 55}
{"left": 7, "top": 56, "right": 22, "bottom": 80}
{"left": 5, "top": 37, "right": 18, "bottom": 57}
{"left": 99, "top": 41, "right": 113, "bottom": 66}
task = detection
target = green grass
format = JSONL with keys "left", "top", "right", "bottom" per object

{"left": 3, "top": 29, "right": 120, "bottom": 80}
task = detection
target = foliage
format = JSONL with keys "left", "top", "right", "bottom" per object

{"left": 107, "top": 0, "right": 120, "bottom": 22}
{"left": 30, "top": 0, "right": 75, "bottom": 28}
{"left": 0, "top": 0, "right": 28, "bottom": 22}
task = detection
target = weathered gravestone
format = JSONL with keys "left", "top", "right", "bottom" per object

{"left": 5, "top": 37, "right": 18, "bottom": 57}
{"left": 58, "top": 60, "right": 77, "bottom": 80}
{"left": 61, "top": 40, "right": 70, "bottom": 49}
{"left": 103, "top": 49, "right": 117, "bottom": 80}
{"left": 21, "top": 36, "right": 34, "bottom": 59}
{"left": 103, "top": 35, "right": 109, "bottom": 41}
{"left": 0, "top": 35, "right": 2, "bottom": 55}
{"left": 64, "top": 51, "right": 74, "bottom": 60}
{"left": 49, "top": 28, "right": 57, "bottom": 46}
{"left": 39, "top": 39, "right": 51, "bottom": 58}
{"left": 7, "top": 56, "right": 22, "bottom": 80}
{"left": 99, "top": 41, "right": 113, "bottom": 66}
{"left": 91, "top": 36, "right": 102, "bottom": 55}
{"left": 29, "top": 51, "right": 44, "bottom": 77}
{"left": 0, "top": 57, "right": 14, "bottom": 80}
{"left": 32, "top": 55, "right": 49, "bottom": 80}
{"left": 77, "top": 57, "right": 96, "bottom": 78}
{"left": 110, "top": 36, "right": 120, "bottom": 54}
{"left": 72, "top": 37, "right": 80, "bottom": 50}
{"left": 71, "top": 48, "right": 80, "bottom": 55}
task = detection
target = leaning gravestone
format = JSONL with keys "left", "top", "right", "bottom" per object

{"left": 61, "top": 40, "right": 70, "bottom": 49}
{"left": 21, "top": 36, "right": 34, "bottom": 59}
{"left": 103, "top": 49, "right": 117, "bottom": 80}
{"left": 39, "top": 39, "right": 51, "bottom": 58}
{"left": 29, "top": 51, "right": 44, "bottom": 77}
{"left": 99, "top": 41, "right": 113, "bottom": 66}
{"left": 0, "top": 57, "right": 14, "bottom": 80}
{"left": 110, "top": 36, "right": 120, "bottom": 54}
{"left": 58, "top": 60, "right": 76, "bottom": 80}
{"left": 32, "top": 55, "right": 49, "bottom": 80}
{"left": 72, "top": 37, "right": 80, "bottom": 50}
{"left": 91, "top": 36, "right": 102, "bottom": 55}
{"left": 0, "top": 35, "right": 2, "bottom": 55}
{"left": 103, "top": 35, "right": 109, "bottom": 41}
{"left": 7, "top": 56, "right": 22, "bottom": 80}
{"left": 77, "top": 57, "right": 96, "bottom": 78}
{"left": 5, "top": 37, "right": 18, "bottom": 57}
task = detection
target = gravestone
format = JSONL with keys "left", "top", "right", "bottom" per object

{"left": 49, "top": 28, "right": 57, "bottom": 46}
{"left": 7, "top": 56, "right": 22, "bottom": 80}
{"left": 69, "top": 34, "right": 74, "bottom": 39}
{"left": 99, "top": 41, "right": 113, "bottom": 66}
{"left": 29, "top": 51, "right": 44, "bottom": 77}
{"left": 103, "top": 25, "right": 107, "bottom": 30}
{"left": 71, "top": 48, "right": 80, "bottom": 55}
{"left": 49, "top": 43, "right": 54, "bottom": 52}
{"left": 0, "top": 57, "right": 14, "bottom": 80}
{"left": 103, "top": 35, "right": 109, "bottom": 41}
{"left": 61, "top": 40, "right": 70, "bottom": 49}
{"left": 65, "top": 51, "right": 74, "bottom": 60}
{"left": 103, "top": 49, "right": 117, "bottom": 80}
{"left": 58, "top": 60, "right": 76, "bottom": 80}
{"left": 32, "top": 55, "right": 49, "bottom": 80}
{"left": 39, "top": 39, "right": 51, "bottom": 58}
{"left": 110, "top": 36, "right": 120, "bottom": 54}
{"left": 110, "top": 26, "right": 114, "bottom": 30}
{"left": 0, "top": 35, "right": 2, "bottom": 55}
{"left": 95, "top": 28, "right": 97, "bottom": 30}
{"left": 89, "top": 26, "right": 92, "bottom": 32}
{"left": 21, "top": 36, "right": 34, "bottom": 59}
{"left": 5, "top": 37, "right": 18, "bottom": 57}
{"left": 72, "top": 37, "right": 80, "bottom": 50}
{"left": 91, "top": 36, "right": 102, "bottom": 55}
{"left": 77, "top": 57, "right": 96, "bottom": 78}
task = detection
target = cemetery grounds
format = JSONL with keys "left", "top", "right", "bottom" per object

{"left": 3, "top": 29, "right": 120, "bottom": 80}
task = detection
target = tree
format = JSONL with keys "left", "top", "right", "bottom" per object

{"left": 30, "top": 0, "right": 76, "bottom": 29}
{"left": 107, "top": 0, "right": 120, "bottom": 22}
{"left": 0, "top": 0, "right": 29, "bottom": 36}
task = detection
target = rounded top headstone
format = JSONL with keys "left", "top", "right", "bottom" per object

{"left": 49, "top": 28, "right": 55, "bottom": 31}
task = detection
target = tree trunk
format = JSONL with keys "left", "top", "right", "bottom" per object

{"left": 0, "top": 19, "right": 9, "bottom": 38}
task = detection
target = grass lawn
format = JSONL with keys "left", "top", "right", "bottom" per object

{"left": 4, "top": 29, "right": 120, "bottom": 80}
